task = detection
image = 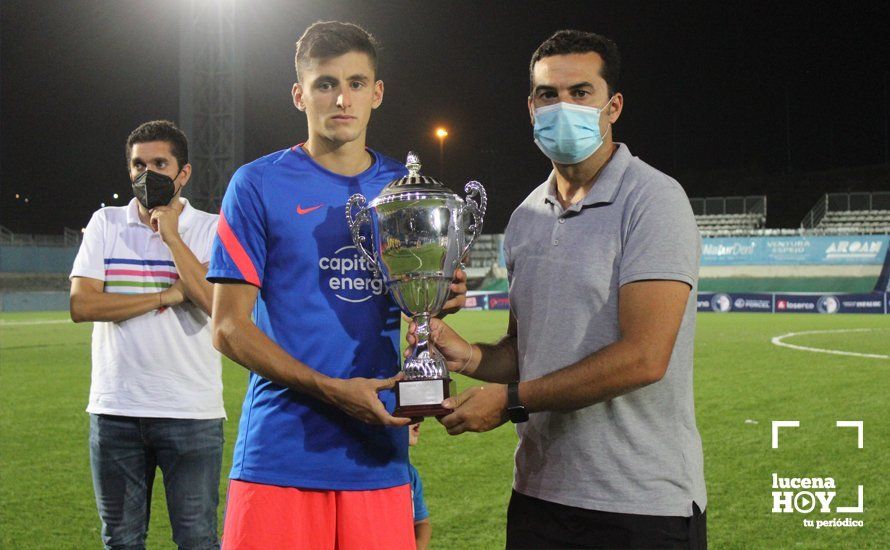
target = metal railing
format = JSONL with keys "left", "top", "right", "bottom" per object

{"left": 690, "top": 196, "right": 767, "bottom": 232}
{"left": 800, "top": 194, "right": 828, "bottom": 229}
{"left": 0, "top": 226, "right": 82, "bottom": 247}
{"left": 801, "top": 191, "right": 890, "bottom": 229}
{"left": 689, "top": 195, "right": 767, "bottom": 216}
{"left": 700, "top": 226, "right": 890, "bottom": 237}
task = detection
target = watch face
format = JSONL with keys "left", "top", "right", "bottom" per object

{"left": 509, "top": 406, "right": 529, "bottom": 423}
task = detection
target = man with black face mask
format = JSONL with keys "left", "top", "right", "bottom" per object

{"left": 69, "top": 120, "right": 224, "bottom": 550}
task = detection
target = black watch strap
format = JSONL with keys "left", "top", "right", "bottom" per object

{"left": 507, "top": 382, "right": 529, "bottom": 423}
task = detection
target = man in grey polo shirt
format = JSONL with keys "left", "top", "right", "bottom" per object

{"left": 408, "top": 30, "right": 706, "bottom": 548}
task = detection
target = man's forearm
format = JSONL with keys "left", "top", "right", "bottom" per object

{"left": 70, "top": 291, "right": 164, "bottom": 323}
{"left": 414, "top": 520, "right": 432, "bottom": 550}
{"left": 166, "top": 238, "right": 213, "bottom": 315}
{"left": 518, "top": 339, "right": 661, "bottom": 413}
{"left": 213, "top": 315, "right": 339, "bottom": 402}
{"left": 470, "top": 334, "right": 520, "bottom": 383}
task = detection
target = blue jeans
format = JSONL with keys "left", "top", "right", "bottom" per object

{"left": 89, "top": 414, "right": 223, "bottom": 550}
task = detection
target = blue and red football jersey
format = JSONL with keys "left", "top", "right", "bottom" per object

{"left": 208, "top": 145, "right": 409, "bottom": 490}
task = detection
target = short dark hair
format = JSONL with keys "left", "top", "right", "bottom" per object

{"left": 295, "top": 21, "right": 379, "bottom": 82}
{"left": 529, "top": 30, "right": 621, "bottom": 96}
{"left": 125, "top": 120, "right": 189, "bottom": 170}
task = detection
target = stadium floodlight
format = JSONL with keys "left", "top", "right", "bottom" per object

{"left": 435, "top": 127, "right": 448, "bottom": 178}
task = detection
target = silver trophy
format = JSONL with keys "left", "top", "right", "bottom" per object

{"left": 346, "top": 152, "right": 486, "bottom": 417}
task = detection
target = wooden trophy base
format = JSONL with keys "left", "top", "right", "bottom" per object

{"left": 394, "top": 378, "right": 456, "bottom": 418}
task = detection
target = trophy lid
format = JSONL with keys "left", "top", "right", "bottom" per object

{"left": 370, "top": 152, "right": 458, "bottom": 204}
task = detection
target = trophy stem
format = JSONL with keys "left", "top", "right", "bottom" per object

{"left": 413, "top": 313, "right": 432, "bottom": 358}
{"left": 404, "top": 313, "right": 448, "bottom": 380}
{"left": 396, "top": 312, "right": 455, "bottom": 418}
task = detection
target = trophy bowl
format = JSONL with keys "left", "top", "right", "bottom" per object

{"left": 346, "top": 152, "right": 486, "bottom": 417}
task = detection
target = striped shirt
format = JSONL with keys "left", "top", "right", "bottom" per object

{"left": 103, "top": 258, "right": 179, "bottom": 292}
{"left": 70, "top": 198, "right": 224, "bottom": 419}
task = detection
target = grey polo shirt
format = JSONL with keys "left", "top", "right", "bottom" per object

{"left": 503, "top": 143, "right": 706, "bottom": 517}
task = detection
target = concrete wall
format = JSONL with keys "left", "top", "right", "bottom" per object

{"left": 0, "top": 291, "right": 70, "bottom": 312}
{"left": 0, "top": 245, "right": 78, "bottom": 274}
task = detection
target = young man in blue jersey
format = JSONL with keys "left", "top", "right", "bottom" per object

{"left": 208, "top": 21, "right": 464, "bottom": 549}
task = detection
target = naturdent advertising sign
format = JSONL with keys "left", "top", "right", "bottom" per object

{"left": 701, "top": 236, "right": 889, "bottom": 266}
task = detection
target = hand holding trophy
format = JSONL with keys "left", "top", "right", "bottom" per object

{"left": 346, "top": 152, "right": 486, "bottom": 417}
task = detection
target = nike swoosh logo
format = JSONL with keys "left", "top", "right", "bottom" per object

{"left": 297, "top": 204, "right": 324, "bottom": 215}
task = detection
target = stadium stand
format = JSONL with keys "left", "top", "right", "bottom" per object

{"left": 463, "top": 233, "right": 504, "bottom": 278}
{"left": 460, "top": 191, "right": 889, "bottom": 306}
{"left": 689, "top": 196, "right": 767, "bottom": 237}
{"left": 801, "top": 191, "right": 890, "bottom": 235}
{"left": 4, "top": 191, "right": 888, "bottom": 310}
{"left": 0, "top": 226, "right": 81, "bottom": 311}
{"left": 689, "top": 194, "right": 889, "bottom": 294}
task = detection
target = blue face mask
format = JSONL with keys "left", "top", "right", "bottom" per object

{"left": 533, "top": 99, "right": 612, "bottom": 164}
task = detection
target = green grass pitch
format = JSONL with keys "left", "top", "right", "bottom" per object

{"left": 1, "top": 310, "right": 887, "bottom": 549}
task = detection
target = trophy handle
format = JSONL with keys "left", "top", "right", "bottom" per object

{"left": 460, "top": 181, "right": 487, "bottom": 263}
{"left": 345, "top": 194, "right": 379, "bottom": 275}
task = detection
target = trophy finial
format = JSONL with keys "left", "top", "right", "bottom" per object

{"left": 406, "top": 152, "right": 421, "bottom": 177}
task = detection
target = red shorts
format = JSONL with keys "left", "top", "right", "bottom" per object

{"left": 222, "top": 479, "right": 416, "bottom": 550}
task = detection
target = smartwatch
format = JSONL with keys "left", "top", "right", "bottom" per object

{"left": 507, "top": 382, "right": 529, "bottom": 423}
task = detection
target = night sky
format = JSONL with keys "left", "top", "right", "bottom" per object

{"left": 2, "top": 0, "right": 889, "bottom": 234}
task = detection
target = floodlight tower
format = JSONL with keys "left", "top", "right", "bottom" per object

{"left": 178, "top": 0, "right": 244, "bottom": 213}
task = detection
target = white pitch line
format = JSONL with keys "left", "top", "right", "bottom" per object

{"left": 771, "top": 328, "right": 889, "bottom": 360}
{"left": 0, "top": 319, "right": 72, "bottom": 326}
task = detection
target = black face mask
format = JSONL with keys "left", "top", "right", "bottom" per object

{"left": 132, "top": 169, "right": 179, "bottom": 209}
